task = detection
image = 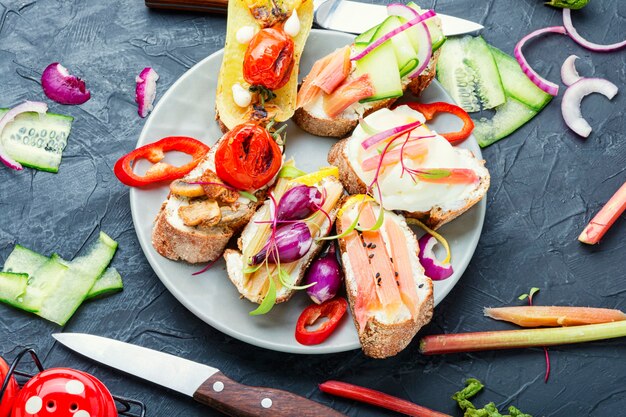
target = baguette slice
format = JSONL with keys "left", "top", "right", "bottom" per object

{"left": 225, "top": 173, "right": 344, "bottom": 304}
{"left": 292, "top": 21, "right": 441, "bottom": 138}
{"left": 336, "top": 196, "right": 433, "bottom": 358}
{"left": 152, "top": 136, "right": 266, "bottom": 264}
{"left": 328, "top": 105, "right": 490, "bottom": 230}
{"left": 215, "top": 0, "right": 314, "bottom": 131}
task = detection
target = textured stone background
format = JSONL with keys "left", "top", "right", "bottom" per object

{"left": 1, "top": 0, "right": 625, "bottom": 415}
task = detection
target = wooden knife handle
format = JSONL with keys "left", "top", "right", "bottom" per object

{"left": 193, "top": 372, "right": 347, "bottom": 417}
{"left": 145, "top": 0, "right": 228, "bottom": 13}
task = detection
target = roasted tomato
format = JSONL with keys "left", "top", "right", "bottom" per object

{"left": 243, "top": 27, "right": 295, "bottom": 91}
{"left": 215, "top": 122, "right": 282, "bottom": 191}
{"left": 0, "top": 357, "right": 19, "bottom": 417}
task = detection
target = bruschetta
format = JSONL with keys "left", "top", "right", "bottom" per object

{"left": 152, "top": 122, "right": 283, "bottom": 263}
{"left": 224, "top": 167, "right": 344, "bottom": 308}
{"left": 328, "top": 105, "right": 490, "bottom": 230}
{"left": 293, "top": 3, "right": 445, "bottom": 138}
{"left": 216, "top": 0, "right": 314, "bottom": 131}
{"left": 336, "top": 196, "right": 434, "bottom": 358}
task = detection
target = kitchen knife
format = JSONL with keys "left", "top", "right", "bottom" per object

{"left": 145, "top": 0, "right": 483, "bottom": 36}
{"left": 53, "top": 333, "right": 345, "bottom": 417}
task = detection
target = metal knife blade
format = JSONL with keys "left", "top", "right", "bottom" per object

{"left": 53, "top": 333, "right": 217, "bottom": 396}
{"left": 314, "top": 0, "right": 483, "bottom": 36}
{"left": 53, "top": 333, "right": 346, "bottom": 417}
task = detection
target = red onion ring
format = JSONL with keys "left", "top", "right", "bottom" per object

{"left": 41, "top": 63, "right": 91, "bottom": 105}
{"left": 0, "top": 101, "right": 48, "bottom": 170}
{"left": 560, "top": 55, "right": 582, "bottom": 86}
{"left": 561, "top": 78, "right": 618, "bottom": 137}
{"left": 351, "top": 10, "right": 436, "bottom": 61}
{"left": 514, "top": 26, "right": 567, "bottom": 96}
{"left": 563, "top": 9, "right": 626, "bottom": 52}
{"left": 418, "top": 233, "right": 453, "bottom": 281}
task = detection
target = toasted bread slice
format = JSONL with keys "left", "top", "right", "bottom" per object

{"left": 336, "top": 197, "right": 433, "bottom": 358}
{"left": 225, "top": 173, "right": 344, "bottom": 305}
{"left": 151, "top": 137, "right": 267, "bottom": 264}
{"left": 292, "top": 43, "right": 440, "bottom": 138}
{"left": 215, "top": 0, "right": 314, "bottom": 131}
{"left": 328, "top": 105, "right": 490, "bottom": 230}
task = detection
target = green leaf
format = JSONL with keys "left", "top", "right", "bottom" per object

{"left": 508, "top": 406, "right": 533, "bottom": 417}
{"left": 249, "top": 274, "right": 277, "bottom": 316}
{"left": 318, "top": 212, "right": 360, "bottom": 241}
{"left": 528, "top": 287, "right": 540, "bottom": 298}
{"left": 243, "top": 263, "right": 262, "bottom": 274}
{"left": 452, "top": 378, "right": 484, "bottom": 411}
{"left": 518, "top": 293, "right": 528, "bottom": 301}
{"left": 239, "top": 191, "right": 258, "bottom": 202}
{"left": 278, "top": 165, "right": 306, "bottom": 179}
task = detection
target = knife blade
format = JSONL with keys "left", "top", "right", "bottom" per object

{"left": 314, "top": 0, "right": 483, "bottom": 36}
{"left": 145, "top": 0, "right": 483, "bottom": 37}
{"left": 53, "top": 333, "right": 345, "bottom": 417}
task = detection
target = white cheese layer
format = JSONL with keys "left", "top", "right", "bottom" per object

{"left": 347, "top": 105, "right": 484, "bottom": 213}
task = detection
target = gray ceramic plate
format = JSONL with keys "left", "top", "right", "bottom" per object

{"left": 130, "top": 29, "right": 485, "bottom": 354}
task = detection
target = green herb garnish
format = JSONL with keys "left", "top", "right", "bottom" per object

{"left": 452, "top": 379, "right": 533, "bottom": 417}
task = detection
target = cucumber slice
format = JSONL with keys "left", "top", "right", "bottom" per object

{"left": 86, "top": 267, "right": 123, "bottom": 299}
{"left": 406, "top": 2, "right": 446, "bottom": 52}
{"left": 19, "top": 255, "right": 69, "bottom": 312}
{"left": 355, "top": 24, "right": 379, "bottom": 45}
{"left": 372, "top": 16, "right": 417, "bottom": 71}
{"left": 0, "top": 109, "right": 73, "bottom": 173}
{"left": 354, "top": 43, "right": 403, "bottom": 102}
{"left": 0, "top": 272, "right": 30, "bottom": 311}
{"left": 37, "top": 232, "right": 117, "bottom": 326}
{"left": 436, "top": 36, "right": 506, "bottom": 112}
{"left": 489, "top": 46, "right": 553, "bottom": 111}
{"left": 473, "top": 96, "right": 538, "bottom": 148}
{"left": 2, "top": 244, "right": 48, "bottom": 276}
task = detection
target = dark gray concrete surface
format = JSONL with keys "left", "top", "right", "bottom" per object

{"left": 1, "top": 0, "right": 625, "bottom": 415}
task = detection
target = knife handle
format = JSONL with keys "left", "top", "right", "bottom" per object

{"left": 193, "top": 372, "right": 346, "bottom": 417}
{"left": 145, "top": 0, "right": 228, "bottom": 13}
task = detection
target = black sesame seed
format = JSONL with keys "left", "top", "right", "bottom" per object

{"left": 369, "top": 254, "right": 375, "bottom": 259}
{"left": 390, "top": 257, "right": 394, "bottom": 263}
{"left": 370, "top": 244, "right": 377, "bottom": 249}
{"left": 395, "top": 271, "right": 399, "bottom": 277}
{"left": 418, "top": 283, "right": 424, "bottom": 288}
{"left": 375, "top": 272, "right": 380, "bottom": 278}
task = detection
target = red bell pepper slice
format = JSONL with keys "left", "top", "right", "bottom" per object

{"left": 295, "top": 297, "right": 348, "bottom": 345}
{"left": 319, "top": 381, "right": 452, "bottom": 417}
{"left": 403, "top": 102, "right": 474, "bottom": 145}
{"left": 114, "top": 136, "right": 209, "bottom": 187}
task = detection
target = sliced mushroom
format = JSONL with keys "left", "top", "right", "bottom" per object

{"left": 179, "top": 200, "right": 221, "bottom": 227}
{"left": 170, "top": 179, "right": 205, "bottom": 198}
{"left": 200, "top": 170, "right": 240, "bottom": 204}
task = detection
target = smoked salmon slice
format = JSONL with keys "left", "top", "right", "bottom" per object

{"left": 323, "top": 74, "right": 374, "bottom": 119}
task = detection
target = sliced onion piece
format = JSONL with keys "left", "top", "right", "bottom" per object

{"left": 418, "top": 233, "right": 453, "bottom": 281}
{"left": 361, "top": 120, "right": 422, "bottom": 150}
{"left": 386, "top": 3, "right": 418, "bottom": 20}
{"left": 563, "top": 9, "right": 626, "bottom": 52}
{"left": 0, "top": 101, "right": 48, "bottom": 170}
{"left": 41, "top": 63, "right": 91, "bottom": 105}
{"left": 514, "top": 26, "right": 567, "bottom": 96}
{"left": 351, "top": 10, "right": 436, "bottom": 61}
{"left": 561, "top": 55, "right": 582, "bottom": 86}
{"left": 136, "top": 67, "right": 160, "bottom": 118}
{"left": 561, "top": 77, "right": 618, "bottom": 138}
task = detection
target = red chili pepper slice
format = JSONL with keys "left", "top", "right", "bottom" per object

{"left": 295, "top": 297, "right": 348, "bottom": 345}
{"left": 319, "top": 380, "right": 452, "bottom": 417}
{"left": 403, "top": 102, "right": 474, "bottom": 145}
{"left": 114, "top": 136, "right": 209, "bottom": 187}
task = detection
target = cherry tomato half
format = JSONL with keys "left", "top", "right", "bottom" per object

{"left": 0, "top": 357, "right": 18, "bottom": 417}
{"left": 12, "top": 368, "right": 117, "bottom": 417}
{"left": 215, "top": 122, "right": 282, "bottom": 191}
{"left": 243, "top": 27, "right": 295, "bottom": 90}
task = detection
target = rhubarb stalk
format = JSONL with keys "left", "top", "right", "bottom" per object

{"left": 484, "top": 306, "right": 626, "bottom": 328}
{"left": 579, "top": 181, "right": 626, "bottom": 244}
{"left": 420, "top": 320, "right": 626, "bottom": 355}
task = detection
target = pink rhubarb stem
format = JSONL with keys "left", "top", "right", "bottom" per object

{"left": 579, "top": 181, "right": 626, "bottom": 245}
